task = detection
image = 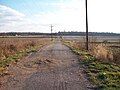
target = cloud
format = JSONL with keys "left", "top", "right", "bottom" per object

{"left": 33, "top": 0, "right": 86, "bottom": 32}
{"left": 88, "top": 0, "right": 120, "bottom": 33}
{"left": 0, "top": 5, "right": 26, "bottom": 33}
{"left": 0, "top": 4, "right": 54, "bottom": 32}
{"left": 0, "top": 5, "right": 25, "bottom": 24}
{"left": 0, "top": 5, "right": 34, "bottom": 32}
{"left": 1, "top": 0, "right": 120, "bottom": 33}
{"left": 35, "top": 0, "right": 84, "bottom": 24}
{"left": 0, "top": 0, "right": 85, "bottom": 33}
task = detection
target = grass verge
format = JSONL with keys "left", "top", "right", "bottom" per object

{"left": 63, "top": 41, "right": 120, "bottom": 90}
{"left": 0, "top": 44, "right": 47, "bottom": 76}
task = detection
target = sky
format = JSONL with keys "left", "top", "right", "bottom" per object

{"left": 0, "top": 0, "right": 120, "bottom": 33}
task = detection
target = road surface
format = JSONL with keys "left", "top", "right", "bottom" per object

{"left": 0, "top": 41, "right": 93, "bottom": 90}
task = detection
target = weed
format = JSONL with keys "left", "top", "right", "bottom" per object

{"left": 64, "top": 40, "right": 120, "bottom": 89}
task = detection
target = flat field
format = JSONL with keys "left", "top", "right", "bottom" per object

{"left": 0, "top": 37, "right": 51, "bottom": 68}
{"left": 0, "top": 36, "right": 120, "bottom": 90}
{"left": 63, "top": 36, "right": 120, "bottom": 43}
{"left": 63, "top": 36, "right": 120, "bottom": 64}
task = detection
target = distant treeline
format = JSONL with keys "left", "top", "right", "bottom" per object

{"left": 58, "top": 32, "right": 120, "bottom": 36}
{"left": 0, "top": 32, "right": 51, "bottom": 36}
{"left": 0, "top": 32, "right": 120, "bottom": 36}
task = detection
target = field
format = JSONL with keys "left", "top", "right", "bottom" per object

{"left": 63, "top": 36, "right": 120, "bottom": 64}
{"left": 63, "top": 36, "right": 120, "bottom": 89}
{"left": 63, "top": 36, "right": 120, "bottom": 42}
{"left": 0, "top": 37, "right": 51, "bottom": 70}
{"left": 0, "top": 37, "right": 92, "bottom": 90}
{"left": 0, "top": 36, "right": 120, "bottom": 89}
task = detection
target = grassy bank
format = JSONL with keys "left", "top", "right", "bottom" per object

{"left": 63, "top": 40, "right": 120, "bottom": 90}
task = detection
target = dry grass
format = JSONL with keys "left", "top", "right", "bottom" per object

{"left": 63, "top": 39, "right": 120, "bottom": 89}
{"left": 0, "top": 38, "right": 50, "bottom": 61}
{"left": 63, "top": 39, "right": 120, "bottom": 64}
{"left": 90, "top": 43, "right": 120, "bottom": 64}
{"left": 110, "top": 47, "right": 120, "bottom": 64}
{"left": 91, "top": 44, "right": 113, "bottom": 62}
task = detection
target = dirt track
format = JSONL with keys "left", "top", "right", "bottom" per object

{"left": 0, "top": 41, "right": 93, "bottom": 90}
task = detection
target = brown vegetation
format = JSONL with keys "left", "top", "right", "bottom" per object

{"left": 63, "top": 38, "right": 120, "bottom": 89}
{"left": 0, "top": 38, "right": 50, "bottom": 61}
{"left": 63, "top": 39, "right": 120, "bottom": 64}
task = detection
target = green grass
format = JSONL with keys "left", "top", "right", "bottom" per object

{"left": 63, "top": 41, "right": 120, "bottom": 90}
{"left": 85, "top": 57, "right": 120, "bottom": 90}
{"left": 0, "top": 47, "right": 38, "bottom": 76}
{"left": 0, "top": 47, "right": 37, "bottom": 68}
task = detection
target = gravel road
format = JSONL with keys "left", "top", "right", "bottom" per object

{"left": 0, "top": 41, "right": 93, "bottom": 90}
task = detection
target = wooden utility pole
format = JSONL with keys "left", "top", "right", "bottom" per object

{"left": 85, "top": 0, "right": 89, "bottom": 50}
{"left": 51, "top": 25, "right": 53, "bottom": 41}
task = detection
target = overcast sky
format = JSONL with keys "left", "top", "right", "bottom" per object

{"left": 0, "top": 0, "right": 120, "bottom": 33}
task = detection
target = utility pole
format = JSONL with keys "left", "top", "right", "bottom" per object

{"left": 85, "top": 0, "right": 89, "bottom": 50}
{"left": 51, "top": 24, "right": 53, "bottom": 41}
